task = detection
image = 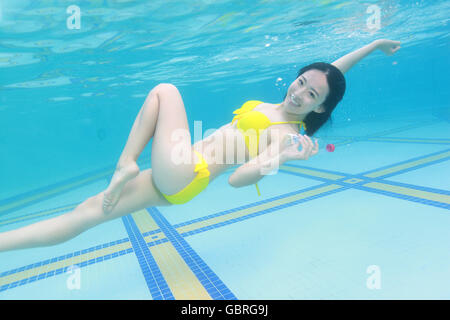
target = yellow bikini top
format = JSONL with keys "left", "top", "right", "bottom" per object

{"left": 231, "top": 100, "right": 307, "bottom": 196}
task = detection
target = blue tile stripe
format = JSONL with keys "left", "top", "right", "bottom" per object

{"left": 148, "top": 207, "right": 237, "bottom": 300}
{"left": 281, "top": 163, "right": 348, "bottom": 178}
{"left": 352, "top": 184, "right": 449, "bottom": 210}
{"left": 0, "top": 154, "right": 152, "bottom": 217}
{"left": 142, "top": 228, "right": 163, "bottom": 238}
{"left": 121, "top": 215, "right": 174, "bottom": 300}
{"left": 0, "top": 231, "right": 170, "bottom": 294}
{"left": 283, "top": 148, "right": 450, "bottom": 182}
{"left": 0, "top": 237, "right": 127, "bottom": 277}
{"left": 0, "top": 203, "right": 78, "bottom": 228}
{"left": 280, "top": 170, "right": 449, "bottom": 209}
{"left": 281, "top": 168, "right": 450, "bottom": 197}
{"left": 318, "top": 120, "right": 437, "bottom": 143}
{"left": 0, "top": 238, "right": 132, "bottom": 293}
{"left": 365, "top": 137, "right": 450, "bottom": 145}
{"left": 173, "top": 184, "right": 349, "bottom": 237}
{"left": 359, "top": 148, "right": 450, "bottom": 177}
{"left": 368, "top": 179, "right": 450, "bottom": 196}
{"left": 280, "top": 147, "right": 450, "bottom": 208}
{"left": 279, "top": 168, "right": 343, "bottom": 184}
{"left": 356, "top": 120, "right": 436, "bottom": 137}
{"left": 0, "top": 169, "right": 111, "bottom": 216}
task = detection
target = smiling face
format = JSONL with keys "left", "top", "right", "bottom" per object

{"left": 282, "top": 69, "right": 330, "bottom": 117}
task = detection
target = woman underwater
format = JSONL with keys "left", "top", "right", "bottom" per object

{"left": 0, "top": 39, "right": 400, "bottom": 252}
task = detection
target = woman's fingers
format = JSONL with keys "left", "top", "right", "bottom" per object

{"left": 390, "top": 44, "right": 401, "bottom": 55}
{"left": 295, "top": 135, "right": 307, "bottom": 159}
{"left": 311, "top": 138, "right": 319, "bottom": 155}
{"left": 304, "top": 135, "right": 314, "bottom": 151}
{"left": 299, "top": 135, "right": 313, "bottom": 159}
{"left": 297, "top": 135, "right": 306, "bottom": 154}
{"left": 291, "top": 135, "right": 319, "bottom": 160}
{"left": 377, "top": 39, "right": 401, "bottom": 56}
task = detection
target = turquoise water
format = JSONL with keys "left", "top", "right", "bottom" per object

{"left": 0, "top": 0, "right": 449, "bottom": 299}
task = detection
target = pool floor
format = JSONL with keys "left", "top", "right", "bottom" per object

{"left": 0, "top": 115, "right": 449, "bottom": 299}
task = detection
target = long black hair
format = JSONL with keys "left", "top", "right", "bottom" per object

{"left": 284, "top": 62, "right": 346, "bottom": 136}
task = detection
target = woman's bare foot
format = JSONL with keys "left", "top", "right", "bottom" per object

{"left": 103, "top": 161, "right": 140, "bottom": 213}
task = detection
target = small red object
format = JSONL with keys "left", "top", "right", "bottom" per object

{"left": 326, "top": 144, "right": 335, "bottom": 152}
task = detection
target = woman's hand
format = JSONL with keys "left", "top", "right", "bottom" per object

{"left": 374, "top": 39, "right": 401, "bottom": 56}
{"left": 281, "top": 134, "right": 319, "bottom": 161}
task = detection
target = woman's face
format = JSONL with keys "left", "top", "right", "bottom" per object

{"left": 283, "top": 69, "right": 329, "bottom": 116}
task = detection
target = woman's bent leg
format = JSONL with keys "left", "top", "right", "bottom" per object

{"left": 103, "top": 84, "right": 166, "bottom": 213}
{"left": 117, "top": 87, "right": 161, "bottom": 164}
{"left": 0, "top": 169, "right": 170, "bottom": 253}
{"left": 150, "top": 84, "right": 197, "bottom": 196}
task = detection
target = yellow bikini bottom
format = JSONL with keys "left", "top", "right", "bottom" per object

{"left": 161, "top": 150, "right": 210, "bottom": 205}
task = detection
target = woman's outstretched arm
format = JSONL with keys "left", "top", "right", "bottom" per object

{"left": 0, "top": 169, "right": 170, "bottom": 253}
{"left": 332, "top": 39, "right": 401, "bottom": 74}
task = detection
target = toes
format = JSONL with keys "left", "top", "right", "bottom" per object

{"left": 102, "top": 197, "right": 117, "bottom": 213}
{"left": 102, "top": 191, "right": 120, "bottom": 214}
